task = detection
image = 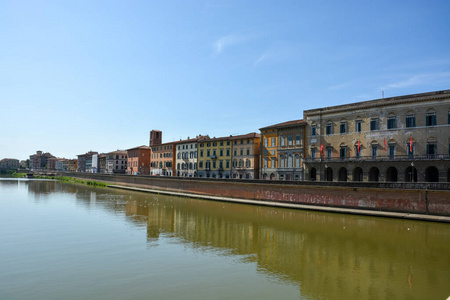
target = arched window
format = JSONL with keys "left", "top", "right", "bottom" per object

{"left": 295, "top": 133, "right": 301, "bottom": 145}
{"left": 280, "top": 135, "right": 286, "bottom": 146}
{"left": 280, "top": 155, "right": 285, "bottom": 168}
{"left": 239, "top": 159, "right": 244, "bottom": 167}
{"left": 288, "top": 134, "right": 293, "bottom": 146}
{"left": 295, "top": 154, "right": 300, "bottom": 168}
{"left": 287, "top": 155, "right": 293, "bottom": 168}
{"left": 245, "top": 159, "right": 251, "bottom": 168}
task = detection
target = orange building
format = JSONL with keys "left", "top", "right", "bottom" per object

{"left": 126, "top": 146, "right": 151, "bottom": 175}
{"left": 150, "top": 142, "right": 175, "bottom": 176}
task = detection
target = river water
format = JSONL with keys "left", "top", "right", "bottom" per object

{"left": 0, "top": 178, "right": 449, "bottom": 300}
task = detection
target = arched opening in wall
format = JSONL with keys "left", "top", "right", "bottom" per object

{"left": 404, "top": 166, "right": 418, "bottom": 182}
{"left": 263, "top": 173, "right": 268, "bottom": 180}
{"left": 369, "top": 167, "right": 380, "bottom": 182}
{"left": 425, "top": 166, "right": 439, "bottom": 182}
{"left": 353, "top": 167, "right": 363, "bottom": 181}
{"left": 325, "top": 167, "right": 333, "bottom": 181}
{"left": 310, "top": 168, "right": 317, "bottom": 181}
{"left": 338, "top": 167, "right": 347, "bottom": 181}
{"left": 386, "top": 167, "right": 398, "bottom": 182}
{"left": 270, "top": 173, "right": 276, "bottom": 180}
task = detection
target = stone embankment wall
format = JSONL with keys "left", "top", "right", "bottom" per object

{"left": 68, "top": 173, "right": 450, "bottom": 216}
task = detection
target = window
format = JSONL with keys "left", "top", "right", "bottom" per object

{"left": 219, "top": 161, "right": 223, "bottom": 169}
{"left": 288, "top": 134, "right": 293, "bottom": 146}
{"left": 296, "top": 133, "right": 301, "bottom": 145}
{"left": 340, "top": 122, "right": 347, "bottom": 134}
{"left": 387, "top": 117, "right": 396, "bottom": 129}
{"left": 264, "top": 138, "right": 268, "bottom": 147}
{"left": 271, "top": 157, "right": 276, "bottom": 168}
{"left": 207, "top": 150, "right": 210, "bottom": 157}
{"left": 295, "top": 154, "right": 300, "bottom": 168}
{"left": 220, "top": 141, "right": 224, "bottom": 146}
{"left": 287, "top": 155, "right": 293, "bottom": 168}
{"left": 311, "top": 148, "right": 316, "bottom": 161}
{"left": 326, "top": 147, "right": 332, "bottom": 159}
{"left": 220, "top": 149, "right": 223, "bottom": 156}
{"left": 280, "top": 156, "right": 285, "bottom": 168}
{"left": 372, "top": 145, "right": 378, "bottom": 158}
{"left": 264, "top": 157, "right": 268, "bottom": 168}
{"left": 370, "top": 118, "right": 379, "bottom": 131}
{"left": 388, "top": 144, "right": 395, "bottom": 158}
{"left": 355, "top": 120, "right": 362, "bottom": 132}
{"left": 340, "top": 147, "right": 347, "bottom": 159}
{"left": 199, "top": 161, "right": 203, "bottom": 168}
{"left": 200, "top": 150, "right": 203, "bottom": 157}
{"left": 406, "top": 114, "right": 416, "bottom": 128}
{"left": 246, "top": 159, "right": 251, "bottom": 168}
{"left": 280, "top": 135, "right": 286, "bottom": 146}
{"left": 212, "top": 161, "right": 216, "bottom": 168}
{"left": 247, "top": 148, "right": 250, "bottom": 155}
{"left": 240, "top": 149, "right": 243, "bottom": 155}
{"left": 239, "top": 159, "right": 244, "bottom": 167}
{"left": 426, "top": 112, "right": 436, "bottom": 126}
{"left": 311, "top": 126, "right": 317, "bottom": 136}
{"left": 427, "top": 143, "right": 437, "bottom": 158}
{"left": 213, "top": 149, "right": 216, "bottom": 156}
{"left": 226, "top": 160, "right": 230, "bottom": 168}
{"left": 326, "top": 122, "right": 333, "bottom": 135}
{"left": 271, "top": 138, "right": 276, "bottom": 147}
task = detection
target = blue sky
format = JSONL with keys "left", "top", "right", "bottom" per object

{"left": 1, "top": 0, "right": 449, "bottom": 160}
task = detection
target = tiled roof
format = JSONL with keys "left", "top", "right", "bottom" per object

{"left": 259, "top": 119, "right": 306, "bottom": 130}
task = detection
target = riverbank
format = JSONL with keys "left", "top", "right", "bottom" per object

{"left": 108, "top": 184, "right": 450, "bottom": 223}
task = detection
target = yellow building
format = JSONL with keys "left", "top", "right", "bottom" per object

{"left": 197, "top": 136, "right": 232, "bottom": 178}
{"left": 260, "top": 120, "right": 306, "bottom": 180}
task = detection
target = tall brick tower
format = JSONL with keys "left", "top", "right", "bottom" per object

{"left": 149, "top": 130, "right": 162, "bottom": 147}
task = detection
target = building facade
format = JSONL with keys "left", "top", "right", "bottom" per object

{"left": 29, "top": 151, "right": 55, "bottom": 170}
{"left": 230, "top": 133, "right": 261, "bottom": 179}
{"left": 197, "top": 136, "right": 232, "bottom": 178}
{"left": 303, "top": 90, "right": 450, "bottom": 182}
{"left": 260, "top": 120, "right": 307, "bottom": 180}
{"left": 127, "top": 146, "right": 151, "bottom": 175}
{"left": 0, "top": 158, "right": 19, "bottom": 170}
{"left": 77, "top": 151, "right": 99, "bottom": 173}
{"left": 105, "top": 150, "right": 127, "bottom": 174}
{"left": 174, "top": 135, "right": 209, "bottom": 177}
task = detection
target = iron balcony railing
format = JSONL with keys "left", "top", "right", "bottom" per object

{"left": 306, "top": 154, "right": 450, "bottom": 163}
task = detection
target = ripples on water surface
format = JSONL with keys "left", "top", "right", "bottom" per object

{"left": 0, "top": 178, "right": 449, "bottom": 300}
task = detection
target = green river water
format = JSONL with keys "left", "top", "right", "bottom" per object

{"left": 0, "top": 178, "right": 449, "bottom": 300}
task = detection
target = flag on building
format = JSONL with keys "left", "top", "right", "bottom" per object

{"left": 410, "top": 137, "right": 413, "bottom": 152}
{"left": 358, "top": 140, "right": 361, "bottom": 153}
{"left": 383, "top": 138, "right": 386, "bottom": 152}
{"left": 320, "top": 143, "right": 324, "bottom": 155}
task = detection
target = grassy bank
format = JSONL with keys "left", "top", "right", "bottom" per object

{"left": 14, "top": 173, "right": 109, "bottom": 187}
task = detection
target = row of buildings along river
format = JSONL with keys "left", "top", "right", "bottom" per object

{"left": 18, "top": 89, "right": 450, "bottom": 183}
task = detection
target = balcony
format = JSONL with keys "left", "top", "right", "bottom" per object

{"left": 305, "top": 154, "right": 450, "bottom": 163}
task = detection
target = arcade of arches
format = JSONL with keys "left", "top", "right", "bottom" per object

{"left": 308, "top": 164, "right": 449, "bottom": 182}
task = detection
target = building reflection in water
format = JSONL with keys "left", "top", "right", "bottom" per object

{"left": 125, "top": 193, "right": 450, "bottom": 300}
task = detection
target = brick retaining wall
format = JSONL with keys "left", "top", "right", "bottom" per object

{"left": 68, "top": 173, "right": 450, "bottom": 216}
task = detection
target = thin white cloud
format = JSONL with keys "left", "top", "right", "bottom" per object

{"left": 380, "top": 72, "right": 450, "bottom": 90}
{"left": 253, "top": 53, "right": 271, "bottom": 66}
{"left": 213, "top": 34, "right": 244, "bottom": 54}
